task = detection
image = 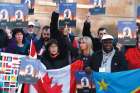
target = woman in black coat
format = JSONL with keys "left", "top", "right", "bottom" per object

{"left": 41, "top": 11, "right": 78, "bottom": 69}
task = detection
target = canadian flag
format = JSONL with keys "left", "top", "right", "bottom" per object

{"left": 29, "top": 40, "right": 37, "bottom": 59}
{"left": 23, "top": 60, "right": 84, "bottom": 93}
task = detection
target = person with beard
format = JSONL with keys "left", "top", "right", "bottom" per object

{"left": 35, "top": 25, "right": 50, "bottom": 56}
{"left": 90, "top": 34, "right": 128, "bottom": 72}
{"left": 125, "top": 31, "right": 140, "bottom": 69}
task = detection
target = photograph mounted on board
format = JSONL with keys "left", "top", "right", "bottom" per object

{"left": 59, "top": 3, "right": 76, "bottom": 28}
{"left": 18, "top": 57, "right": 45, "bottom": 84}
{"left": 0, "top": 4, "right": 13, "bottom": 29}
{"left": 89, "top": 0, "right": 106, "bottom": 15}
{"left": 21, "top": 0, "right": 35, "bottom": 15}
{"left": 75, "top": 71, "right": 95, "bottom": 93}
{"left": 117, "top": 21, "right": 137, "bottom": 46}
{"left": 11, "top": 4, "right": 28, "bottom": 28}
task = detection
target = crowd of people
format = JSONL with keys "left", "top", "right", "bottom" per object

{"left": 0, "top": 11, "right": 140, "bottom": 93}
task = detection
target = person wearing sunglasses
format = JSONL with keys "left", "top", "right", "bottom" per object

{"left": 25, "top": 21, "right": 38, "bottom": 45}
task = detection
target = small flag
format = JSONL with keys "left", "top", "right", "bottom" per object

{"left": 29, "top": 39, "right": 37, "bottom": 59}
{"left": 11, "top": 76, "right": 17, "bottom": 82}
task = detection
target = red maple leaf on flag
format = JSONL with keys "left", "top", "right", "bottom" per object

{"left": 34, "top": 73, "right": 63, "bottom": 93}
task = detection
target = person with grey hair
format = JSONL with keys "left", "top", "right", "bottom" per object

{"left": 78, "top": 36, "right": 94, "bottom": 69}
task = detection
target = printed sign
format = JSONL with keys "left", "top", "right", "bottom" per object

{"left": 12, "top": 4, "right": 28, "bottom": 28}
{"left": 0, "top": 3, "right": 28, "bottom": 29}
{"left": 59, "top": 3, "right": 76, "bottom": 28}
{"left": 75, "top": 71, "right": 95, "bottom": 93}
{"left": 89, "top": 0, "right": 106, "bottom": 15}
{"left": 18, "top": 57, "right": 45, "bottom": 84}
{"left": 21, "top": 0, "right": 35, "bottom": 15}
{"left": 117, "top": 21, "right": 137, "bottom": 45}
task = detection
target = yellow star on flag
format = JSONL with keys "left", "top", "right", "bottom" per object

{"left": 98, "top": 79, "right": 109, "bottom": 91}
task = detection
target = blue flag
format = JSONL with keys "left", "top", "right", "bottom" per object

{"left": 21, "top": 0, "right": 35, "bottom": 14}
{"left": 92, "top": 69, "right": 140, "bottom": 93}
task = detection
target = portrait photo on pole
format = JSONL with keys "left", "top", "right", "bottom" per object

{"left": 21, "top": 0, "right": 35, "bottom": 15}
{"left": 0, "top": 3, "right": 12, "bottom": 29}
{"left": 89, "top": 0, "right": 106, "bottom": 15}
{"left": 12, "top": 4, "right": 28, "bottom": 28}
{"left": 75, "top": 71, "right": 95, "bottom": 93}
{"left": 59, "top": 3, "right": 77, "bottom": 28}
{"left": 117, "top": 21, "right": 137, "bottom": 45}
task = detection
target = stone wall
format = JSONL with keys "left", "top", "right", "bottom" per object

{"left": 0, "top": 0, "right": 139, "bottom": 36}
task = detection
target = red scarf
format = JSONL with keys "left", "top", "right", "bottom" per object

{"left": 125, "top": 47, "right": 140, "bottom": 69}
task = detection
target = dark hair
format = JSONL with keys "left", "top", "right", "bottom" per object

{"left": 136, "top": 30, "right": 140, "bottom": 45}
{"left": 12, "top": 28, "right": 25, "bottom": 43}
{"left": 42, "top": 25, "right": 50, "bottom": 31}
{"left": 44, "top": 39, "right": 60, "bottom": 57}
{"left": 97, "top": 27, "right": 108, "bottom": 35}
{"left": 41, "top": 25, "right": 50, "bottom": 39}
{"left": 0, "top": 29, "right": 8, "bottom": 48}
{"left": 45, "top": 39, "right": 58, "bottom": 50}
